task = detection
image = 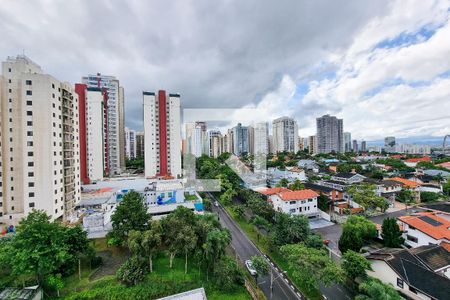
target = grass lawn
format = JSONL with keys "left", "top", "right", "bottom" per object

{"left": 184, "top": 192, "right": 199, "bottom": 201}
{"left": 62, "top": 246, "right": 250, "bottom": 300}
{"left": 224, "top": 206, "right": 323, "bottom": 300}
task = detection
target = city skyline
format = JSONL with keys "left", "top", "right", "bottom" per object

{"left": 0, "top": 1, "right": 449, "bottom": 141}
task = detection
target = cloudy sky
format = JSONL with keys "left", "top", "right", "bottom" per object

{"left": 1, "top": 0, "right": 449, "bottom": 141}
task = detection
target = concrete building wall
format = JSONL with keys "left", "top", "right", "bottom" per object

{"left": 86, "top": 90, "right": 105, "bottom": 182}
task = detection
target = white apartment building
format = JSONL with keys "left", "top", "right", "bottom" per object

{"left": 82, "top": 74, "right": 125, "bottom": 175}
{"left": 0, "top": 55, "right": 80, "bottom": 225}
{"left": 207, "top": 130, "right": 222, "bottom": 158}
{"left": 254, "top": 122, "right": 269, "bottom": 155}
{"left": 143, "top": 91, "right": 182, "bottom": 178}
{"left": 272, "top": 117, "right": 298, "bottom": 153}
{"left": 125, "top": 127, "right": 136, "bottom": 159}
{"left": 262, "top": 188, "right": 319, "bottom": 218}
{"left": 316, "top": 114, "right": 344, "bottom": 153}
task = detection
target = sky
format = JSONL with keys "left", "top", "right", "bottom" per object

{"left": 1, "top": 0, "right": 449, "bottom": 142}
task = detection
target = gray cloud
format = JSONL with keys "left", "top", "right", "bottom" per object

{"left": 0, "top": 0, "right": 390, "bottom": 131}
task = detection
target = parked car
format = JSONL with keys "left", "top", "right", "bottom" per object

{"left": 245, "top": 260, "right": 257, "bottom": 276}
{"left": 214, "top": 201, "right": 219, "bottom": 207}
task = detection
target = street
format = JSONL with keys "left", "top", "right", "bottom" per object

{"left": 211, "top": 200, "right": 302, "bottom": 300}
{"left": 209, "top": 193, "right": 353, "bottom": 300}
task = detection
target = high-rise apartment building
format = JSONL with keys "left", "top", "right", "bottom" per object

{"left": 254, "top": 122, "right": 269, "bottom": 155}
{"left": 248, "top": 126, "right": 255, "bottom": 155}
{"left": 384, "top": 136, "right": 396, "bottom": 153}
{"left": 125, "top": 127, "right": 136, "bottom": 159}
{"left": 143, "top": 90, "right": 181, "bottom": 178}
{"left": 232, "top": 123, "right": 249, "bottom": 156}
{"left": 75, "top": 85, "right": 108, "bottom": 184}
{"left": 135, "top": 131, "right": 144, "bottom": 158}
{"left": 185, "top": 121, "right": 207, "bottom": 158}
{"left": 308, "top": 135, "right": 317, "bottom": 154}
{"left": 361, "top": 140, "right": 367, "bottom": 152}
{"left": 353, "top": 140, "right": 359, "bottom": 152}
{"left": 208, "top": 130, "right": 222, "bottom": 158}
{"left": 272, "top": 117, "right": 299, "bottom": 153}
{"left": 316, "top": 114, "right": 343, "bottom": 153}
{"left": 344, "top": 132, "right": 352, "bottom": 152}
{"left": 0, "top": 55, "right": 80, "bottom": 225}
{"left": 82, "top": 73, "right": 125, "bottom": 175}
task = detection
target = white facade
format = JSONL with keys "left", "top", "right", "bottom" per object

{"left": 316, "top": 114, "right": 344, "bottom": 153}
{"left": 125, "top": 127, "right": 136, "bottom": 159}
{"left": 399, "top": 220, "right": 449, "bottom": 248}
{"left": 273, "top": 117, "right": 299, "bottom": 153}
{"left": 143, "top": 91, "right": 181, "bottom": 178}
{"left": 254, "top": 122, "right": 269, "bottom": 155}
{"left": 85, "top": 89, "right": 105, "bottom": 182}
{"left": 0, "top": 55, "right": 80, "bottom": 225}
{"left": 82, "top": 74, "right": 124, "bottom": 175}
{"left": 269, "top": 192, "right": 318, "bottom": 217}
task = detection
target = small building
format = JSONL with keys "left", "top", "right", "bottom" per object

{"left": 331, "top": 172, "right": 366, "bottom": 184}
{"left": 366, "top": 246, "right": 450, "bottom": 300}
{"left": 398, "top": 212, "right": 450, "bottom": 248}
{"left": 0, "top": 286, "right": 42, "bottom": 300}
{"left": 266, "top": 167, "right": 307, "bottom": 187}
{"left": 268, "top": 189, "right": 319, "bottom": 218}
{"left": 404, "top": 156, "right": 431, "bottom": 168}
{"left": 157, "top": 287, "right": 207, "bottom": 300}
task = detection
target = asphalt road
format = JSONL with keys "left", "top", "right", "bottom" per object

{"left": 210, "top": 199, "right": 302, "bottom": 300}
{"left": 209, "top": 193, "right": 353, "bottom": 300}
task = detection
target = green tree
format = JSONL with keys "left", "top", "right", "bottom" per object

{"left": 109, "top": 191, "right": 150, "bottom": 244}
{"left": 250, "top": 255, "right": 269, "bottom": 283}
{"left": 420, "top": 191, "right": 441, "bottom": 202}
{"left": 116, "top": 256, "right": 147, "bottom": 286}
{"left": 342, "top": 251, "right": 371, "bottom": 282}
{"left": 272, "top": 213, "right": 310, "bottom": 246}
{"left": 355, "top": 278, "right": 402, "bottom": 300}
{"left": 306, "top": 234, "right": 324, "bottom": 249}
{"left": 203, "top": 229, "right": 231, "bottom": 280}
{"left": 47, "top": 273, "right": 64, "bottom": 297}
{"left": 397, "top": 188, "right": 415, "bottom": 211}
{"left": 8, "top": 211, "right": 70, "bottom": 283}
{"left": 233, "top": 205, "right": 245, "bottom": 219}
{"left": 317, "top": 194, "right": 330, "bottom": 212}
{"left": 246, "top": 195, "right": 275, "bottom": 222}
{"left": 141, "top": 224, "right": 162, "bottom": 273}
{"left": 213, "top": 257, "right": 244, "bottom": 292}
{"left": 345, "top": 216, "right": 377, "bottom": 242}
{"left": 288, "top": 179, "right": 305, "bottom": 191}
{"left": 381, "top": 218, "right": 404, "bottom": 248}
{"left": 443, "top": 179, "right": 450, "bottom": 196}
{"left": 347, "top": 184, "right": 389, "bottom": 212}
{"left": 339, "top": 227, "right": 363, "bottom": 253}
{"left": 281, "top": 244, "right": 344, "bottom": 290}
{"left": 276, "top": 178, "right": 289, "bottom": 188}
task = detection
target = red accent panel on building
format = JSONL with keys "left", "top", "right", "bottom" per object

{"left": 102, "top": 89, "right": 110, "bottom": 177}
{"left": 157, "top": 90, "right": 169, "bottom": 176}
{"left": 75, "top": 83, "right": 89, "bottom": 184}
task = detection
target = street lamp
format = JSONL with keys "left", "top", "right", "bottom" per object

{"left": 270, "top": 269, "right": 287, "bottom": 299}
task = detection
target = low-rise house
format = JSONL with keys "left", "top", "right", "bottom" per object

{"left": 423, "top": 169, "right": 450, "bottom": 179}
{"left": 404, "top": 156, "right": 431, "bottom": 168}
{"left": 267, "top": 167, "right": 307, "bottom": 187}
{"left": 390, "top": 177, "right": 421, "bottom": 201}
{"left": 297, "top": 159, "right": 319, "bottom": 172}
{"left": 398, "top": 212, "right": 450, "bottom": 248}
{"left": 367, "top": 246, "right": 450, "bottom": 300}
{"left": 304, "top": 182, "right": 344, "bottom": 201}
{"left": 0, "top": 286, "right": 42, "bottom": 300}
{"left": 437, "top": 162, "right": 450, "bottom": 170}
{"left": 265, "top": 189, "right": 319, "bottom": 218}
{"left": 331, "top": 172, "right": 366, "bottom": 184}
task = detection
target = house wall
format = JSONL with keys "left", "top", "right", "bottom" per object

{"left": 270, "top": 194, "right": 318, "bottom": 217}
{"left": 368, "top": 260, "right": 431, "bottom": 300}
{"left": 400, "top": 222, "right": 440, "bottom": 247}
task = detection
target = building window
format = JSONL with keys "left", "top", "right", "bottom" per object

{"left": 289, "top": 201, "right": 296, "bottom": 205}
{"left": 29, "top": 192, "right": 35, "bottom": 197}
{"left": 27, "top": 121, "right": 33, "bottom": 126}
{"left": 27, "top": 152, "right": 33, "bottom": 157}
{"left": 29, "top": 202, "right": 35, "bottom": 208}
{"left": 28, "top": 172, "right": 34, "bottom": 177}
{"left": 26, "top": 100, "right": 32, "bottom": 105}
{"left": 27, "top": 131, "right": 33, "bottom": 136}
{"left": 406, "top": 235, "right": 418, "bottom": 243}
{"left": 27, "top": 141, "right": 33, "bottom": 146}
{"left": 26, "top": 111, "right": 32, "bottom": 116}
{"left": 26, "top": 80, "right": 32, "bottom": 85}
{"left": 28, "top": 182, "right": 34, "bottom": 187}
{"left": 289, "top": 209, "right": 296, "bottom": 213}
{"left": 26, "top": 90, "right": 32, "bottom": 95}
{"left": 28, "top": 162, "right": 34, "bottom": 167}
{"left": 397, "top": 278, "right": 403, "bottom": 288}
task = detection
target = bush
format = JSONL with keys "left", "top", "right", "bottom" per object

{"left": 213, "top": 257, "right": 244, "bottom": 292}
{"left": 116, "top": 257, "right": 147, "bottom": 286}
{"left": 420, "top": 191, "right": 441, "bottom": 203}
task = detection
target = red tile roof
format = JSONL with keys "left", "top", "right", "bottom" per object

{"left": 438, "top": 162, "right": 450, "bottom": 169}
{"left": 405, "top": 156, "right": 431, "bottom": 163}
{"left": 391, "top": 177, "right": 420, "bottom": 188}
{"left": 398, "top": 212, "right": 450, "bottom": 240}
{"left": 278, "top": 189, "right": 319, "bottom": 201}
{"left": 259, "top": 187, "right": 291, "bottom": 196}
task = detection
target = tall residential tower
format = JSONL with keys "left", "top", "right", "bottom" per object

{"left": 316, "top": 114, "right": 343, "bottom": 153}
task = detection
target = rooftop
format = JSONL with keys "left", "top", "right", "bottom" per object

{"left": 278, "top": 189, "right": 319, "bottom": 201}
{"left": 409, "top": 244, "right": 450, "bottom": 271}
{"left": 157, "top": 287, "right": 207, "bottom": 300}
{"left": 258, "top": 187, "right": 291, "bottom": 196}
{"left": 404, "top": 156, "right": 431, "bottom": 163}
{"left": 398, "top": 212, "right": 450, "bottom": 240}
{"left": 390, "top": 177, "right": 420, "bottom": 188}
